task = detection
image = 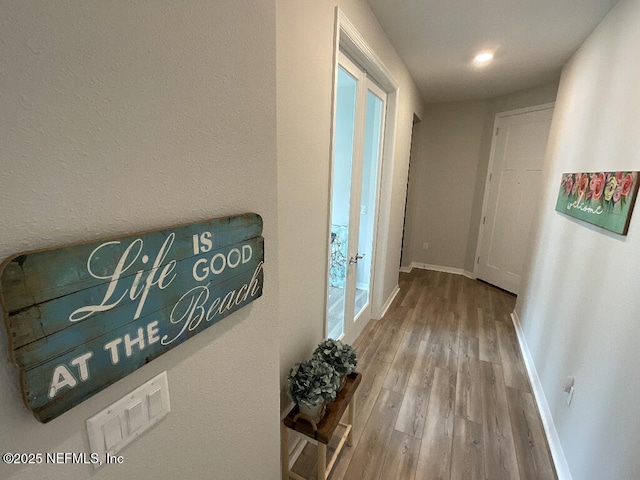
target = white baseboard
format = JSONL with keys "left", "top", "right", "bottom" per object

{"left": 400, "top": 262, "right": 476, "bottom": 279}
{"left": 379, "top": 285, "right": 400, "bottom": 319}
{"left": 510, "top": 311, "right": 572, "bottom": 480}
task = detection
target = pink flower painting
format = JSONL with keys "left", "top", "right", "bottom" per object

{"left": 589, "top": 173, "right": 605, "bottom": 200}
{"left": 556, "top": 170, "right": 639, "bottom": 235}
{"left": 621, "top": 173, "right": 633, "bottom": 196}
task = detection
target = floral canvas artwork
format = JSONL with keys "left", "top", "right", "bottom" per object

{"left": 555, "top": 171, "right": 639, "bottom": 235}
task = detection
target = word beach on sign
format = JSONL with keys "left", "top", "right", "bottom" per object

{"left": 0, "top": 213, "right": 264, "bottom": 423}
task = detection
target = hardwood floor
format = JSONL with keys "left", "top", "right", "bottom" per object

{"left": 291, "top": 269, "right": 557, "bottom": 480}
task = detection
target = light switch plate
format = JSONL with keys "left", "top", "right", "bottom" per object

{"left": 87, "top": 371, "right": 170, "bottom": 467}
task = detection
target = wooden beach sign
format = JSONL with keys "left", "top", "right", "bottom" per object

{"left": 0, "top": 213, "right": 264, "bottom": 423}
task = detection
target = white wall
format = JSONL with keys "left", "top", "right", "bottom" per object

{"left": 0, "top": 2, "right": 279, "bottom": 479}
{"left": 277, "top": 0, "right": 424, "bottom": 408}
{"left": 516, "top": 0, "right": 640, "bottom": 478}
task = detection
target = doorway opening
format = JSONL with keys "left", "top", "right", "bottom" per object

{"left": 400, "top": 115, "right": 421, "bottom": 272}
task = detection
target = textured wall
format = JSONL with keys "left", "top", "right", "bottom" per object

{"left": 464, "top": 81, "right": 559, "bottom": 272}
{"left": 404, "top": 101, "right": 487, "bottom": 272}
{"left": 0, "top": 1, "right": 279, "bottom": 479}
{"left": 276, "top": 0, "right": 424, "bottom": 408}
{"left": 516, "top": 0, "right": 640, "bottom": 478}
{"left": 402, "top": 82, "right": 559, "bottom": 274}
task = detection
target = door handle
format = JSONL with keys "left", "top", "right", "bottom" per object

{"left": 349, "top": 253, "right": 365, "bottom": 265}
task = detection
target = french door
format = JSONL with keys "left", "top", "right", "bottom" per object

{"left": 326, "top": 52, "right": 387, "bottom": 343}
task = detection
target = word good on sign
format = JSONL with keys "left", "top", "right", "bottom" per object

{"left": 0, "top": 213, "right": 264, "bottom": 422}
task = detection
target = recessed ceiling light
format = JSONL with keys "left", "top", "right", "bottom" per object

{"left": 473, "top": 51, "right": 494, "bottom": 66}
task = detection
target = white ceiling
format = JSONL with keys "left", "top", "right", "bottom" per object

{"left": 366, "top": 0, "right": 619, "bottom": 103}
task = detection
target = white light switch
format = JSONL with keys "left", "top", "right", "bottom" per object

{"left": 103, "top": 415, "right": 123, "bottom": 450}
{"left": 87, "top": 371, "right": 171, "bottom": 468}
{"left": 148, "top": 388, "right": 163, "bottom": 419}
{"left": 126, "top": 400, "right": 145, "bottom": 434}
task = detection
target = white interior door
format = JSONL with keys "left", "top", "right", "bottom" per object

{"left": 476, "top": 106, "right": 554, "bottom": 294}
{"left": 327, "top": 52, "right": 387, "bottom": 343}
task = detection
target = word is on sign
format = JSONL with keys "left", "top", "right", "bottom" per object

{"left": 0, "top": 213, "right": 264, "bottom": 423}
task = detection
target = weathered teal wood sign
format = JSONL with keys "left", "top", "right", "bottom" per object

{"left": 0, "top": 213, "right": 264, "bottom": 423}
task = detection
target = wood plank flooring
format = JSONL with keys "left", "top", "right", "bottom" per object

{"left": 290, "top": 269, "right": 557, "bottom": 480}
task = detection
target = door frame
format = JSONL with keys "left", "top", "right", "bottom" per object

{"left": 473, "top": 102, "right": 555, "bottom": 284}
{"left": 325, "top": 8, "right": 398, "bottom": 340}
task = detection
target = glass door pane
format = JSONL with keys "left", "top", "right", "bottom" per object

{"left": 354, "top": 87, "right": 385, "bottom": 319}
{"left": 327, "top": 65, "right": 358, "bottom": 340}
{"left": 327, "top": 53, "right": 388, "bottom": 343}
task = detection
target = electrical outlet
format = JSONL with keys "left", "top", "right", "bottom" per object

{"left": 566, "top": 386, "right": 575, "bottom": 405}
{"left": 422, "top": 243, "right": 428, "bottom": 250}
{"left": 562, "top": 376, "right": 575, "bottom": 405}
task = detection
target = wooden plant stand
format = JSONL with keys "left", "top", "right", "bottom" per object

{"left": 281, "top": 372, "right": 362, "bottom": 480}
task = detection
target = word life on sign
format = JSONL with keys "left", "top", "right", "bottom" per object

{"left": 0, "top": 213, "right": 264, "bottom": 423}
{"left": 555, "top": 171, "right": 639, "bottom": 235}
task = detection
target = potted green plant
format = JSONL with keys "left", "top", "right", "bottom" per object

{"left": 312, "top": 339, "right": 357, "bottom": 391}
{"left": 288, "top": 358, "right": 340, "bottom": 422}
